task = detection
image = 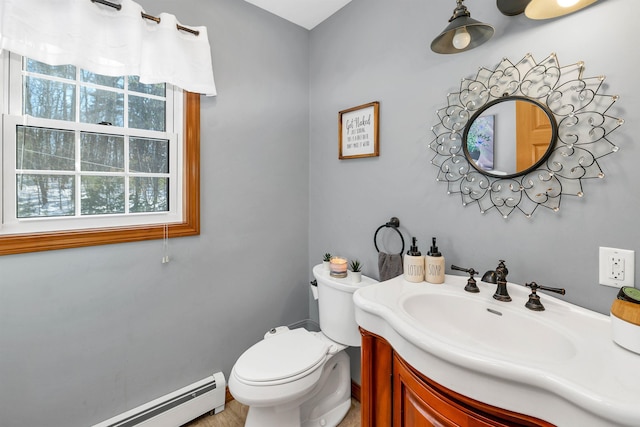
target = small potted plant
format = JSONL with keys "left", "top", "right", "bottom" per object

{"left": 323, "top": 253, "right": 332, "bottom": 270}
{"left": 350, "top": 259, "right": 362, "bottom": 283}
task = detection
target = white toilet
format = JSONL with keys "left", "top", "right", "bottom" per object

{"left": 229, "top": 264, "right": 376, "bottom": 427}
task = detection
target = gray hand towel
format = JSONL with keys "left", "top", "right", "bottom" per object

{"left": 378, "top": 252, "right": 403, "bottom": 282}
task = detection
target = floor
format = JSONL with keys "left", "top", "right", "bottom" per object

{"left": 183, "top": 398, "right": 361, "bottom": 427}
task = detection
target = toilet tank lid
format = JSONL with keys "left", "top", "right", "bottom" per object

{"left": 312, "top": 264, "right": 378, "bottom": 292}
{"left": 234, "top": 328, "right": 329, "bottom": 383}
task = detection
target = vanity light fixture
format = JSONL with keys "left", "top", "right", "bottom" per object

{"left": 525, "top": 0, "right": 599, "bottom": 19}
{"left": 430, "top": 0, "right": 494, "bottom": 54}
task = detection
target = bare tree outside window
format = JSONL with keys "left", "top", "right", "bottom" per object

{"left": 18, "top": 58, "right": 170, "bottom": 219}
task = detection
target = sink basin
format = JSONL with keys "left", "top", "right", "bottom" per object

{"left": 354, "top": 274, "right": 640, "bottom": 427}
{"left": 401, "top": 293, "right": 577, "bottom": 362}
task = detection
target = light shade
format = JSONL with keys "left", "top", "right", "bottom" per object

{"left": 497, "top": 0, "right": 532, "bottom": 16}
{"left": 525, "top": 0, "right": 599, "bottom": 19}
{"left": 431, "top": 0, "right": 494, "bottom": 54}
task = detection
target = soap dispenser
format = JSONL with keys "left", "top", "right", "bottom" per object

{"left": 425, "top": 237, "right": 445, "bottom": 284}
{"left": 403, "top": 237, "right": 425, "bottom": 283}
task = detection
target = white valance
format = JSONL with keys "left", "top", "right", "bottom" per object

{"left": 0, "top": 0, "right": 217, "bottom": 95}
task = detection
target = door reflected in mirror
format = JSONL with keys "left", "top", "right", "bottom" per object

{"left": 463, "top": 97, "right": 557, "bottom": 178}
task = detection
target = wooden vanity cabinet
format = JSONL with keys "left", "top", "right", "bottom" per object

{"left": 360, "top": 329, "right": 555, "bottom": 427}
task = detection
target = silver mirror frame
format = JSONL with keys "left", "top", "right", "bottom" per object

{"left": 429, "top": 53, "right": 624, "bottom": 218}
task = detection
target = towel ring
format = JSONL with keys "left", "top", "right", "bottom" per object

{"left": 374, "top": 217, "right": 405, "bottom": 255}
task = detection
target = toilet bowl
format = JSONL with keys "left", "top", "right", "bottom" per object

{"left": 230, "top": 327, "right": 351, "bottom": 427}
{"left": 228, "top": 264, "right": 377, "bottom": 427}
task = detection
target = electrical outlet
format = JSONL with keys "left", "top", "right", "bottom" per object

{"left": 599, "top": 247, "right": 635, "bottom": 288}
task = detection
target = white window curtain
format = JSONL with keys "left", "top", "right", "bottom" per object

{"left": 0, "top": 0, "right": 217, "bottom": 95}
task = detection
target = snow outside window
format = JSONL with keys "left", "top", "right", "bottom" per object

{"left": 1, "top": 53, "right": 184, "bottom": 235}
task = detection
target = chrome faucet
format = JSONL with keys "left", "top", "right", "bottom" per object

{"left": 482, "top": 260, "right": 512, "bottom": 302}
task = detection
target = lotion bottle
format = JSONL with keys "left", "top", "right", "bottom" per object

{"left": 403, "top": 237, "right": 425, "bottom": 282}
{"left": 425, "top": 237, "right": 445, "bottom": 284}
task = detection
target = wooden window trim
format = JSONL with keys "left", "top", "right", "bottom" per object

{"left": 0, "top": 91, "right": 200, "bottom": 256}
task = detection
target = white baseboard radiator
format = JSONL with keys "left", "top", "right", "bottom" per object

{"left": 93, "top": 372, "right": 226, "bottom": 427}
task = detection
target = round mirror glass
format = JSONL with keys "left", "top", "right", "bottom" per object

{"left": 463, "top": 97, "right": 557, "bottom": 179}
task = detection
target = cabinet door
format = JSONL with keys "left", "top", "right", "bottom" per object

{"left": 394, "top": 354, "right": 522, "bottom": 427}
{"left": 395, "top": 372, "right": 463, "bottom": 427}
{"left": 361, "top": 329, "right": 554, "bottom": 427}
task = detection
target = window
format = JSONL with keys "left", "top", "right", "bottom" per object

{"left": 0, "top": 53, "right": 200, "bottom": 255}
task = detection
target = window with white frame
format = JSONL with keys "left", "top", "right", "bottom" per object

{"left": 1, "top": 53, "right": 184, "bottom": 235}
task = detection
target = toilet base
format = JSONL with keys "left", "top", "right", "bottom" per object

{"left": 303, "top": 398, "right": 351, "bottom": 427}
{"left": 242, "top": 351, "right": 351, "bottom": 427}
{"left": 245, "top": 405, "right": 301, "bottom": 427}
{"left": 245, "top": 398, "right": 351, "bottom": 427}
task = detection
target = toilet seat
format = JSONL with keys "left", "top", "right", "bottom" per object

{"left": 234, "top": 328, "right": 330, "bottom": 386}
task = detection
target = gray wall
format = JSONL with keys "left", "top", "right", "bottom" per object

{"left": 0, "top": 1, "right": 310, "bottom": 426}
{"left": 2, "top": 0, "right": 638, "bottom": 425}
{"left": 309, "top": 0, "right": 639, "bottom": 316}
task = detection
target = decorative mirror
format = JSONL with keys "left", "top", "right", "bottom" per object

{"left": 429, "top": 53, "right": 624, "bottom": 218}
{"left": 463, "top": 96, "right": 558, "bottom": 179}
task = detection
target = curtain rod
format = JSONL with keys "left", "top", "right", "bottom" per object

{"left": 91, "top": 0, "right": 200, "bottom": 36}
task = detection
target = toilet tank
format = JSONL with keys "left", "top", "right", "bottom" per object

{"left": 312, "top": 264, "right": 378, "bottom": 346}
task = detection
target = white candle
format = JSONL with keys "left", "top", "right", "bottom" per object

{"left": 330, "top": 256, "right": 348, "bottom": 278}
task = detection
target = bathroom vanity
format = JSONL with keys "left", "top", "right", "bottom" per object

{"left": 354, "top": 274, "right": 640, "bottom": 427}
{"left": 361, "top": 329, "right": 552, "bottom": 426}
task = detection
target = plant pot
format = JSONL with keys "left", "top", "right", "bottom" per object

{"left": 351, "top": 271, "right": 362, "bottom": 283}
{"left": 323, "top": 261, "right": 330, "bottom": 270}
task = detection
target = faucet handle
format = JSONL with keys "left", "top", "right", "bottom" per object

{"left": 524, "top": 282, "right": 566, "bottom": 311}
{"left": 496, "top": 260, "right": 508, "bottom": 281}
{"left": 451, "top": 265, "right": 479, "bottom": 293}
{"left": 451, "top": 265, "right": 477, "bottom": 277}
{"left": 525, "top": 282, "right": 565, "bottom": 295}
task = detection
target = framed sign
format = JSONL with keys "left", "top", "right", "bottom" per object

{"left": 338, "top": 101, "right": 379, "bottom": 159}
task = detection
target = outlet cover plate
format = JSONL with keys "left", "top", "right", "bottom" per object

{"left": 599, "top": 247, "right": 635, "bottom": 288}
